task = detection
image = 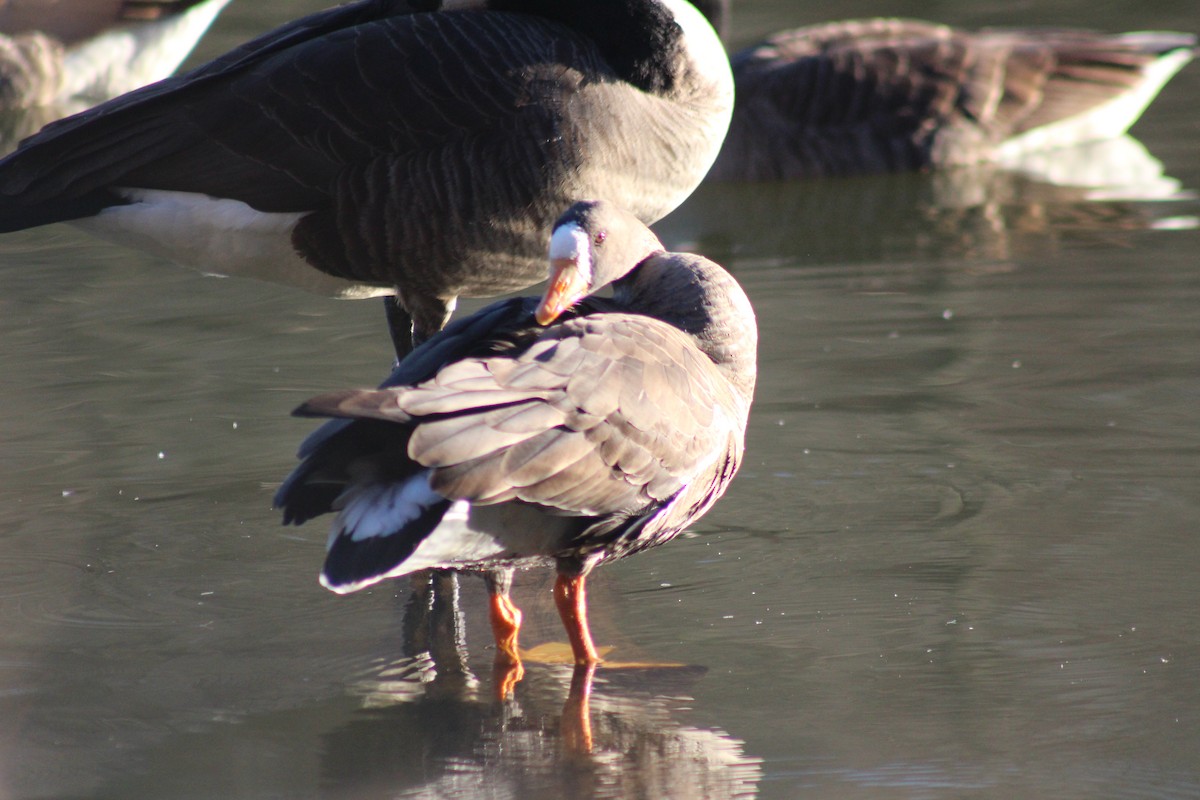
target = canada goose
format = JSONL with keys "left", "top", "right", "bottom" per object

{"left": 0, "top": 0, "right": 733, "bottom": 358}
{"left": 0, "top": 0, "right": 232, "bottom": 109}
{"left": 707, "top": 18, "right": 1196, "bottom": 180}
{"left": 275, "top": 200, "right": 758, "bottom": 666}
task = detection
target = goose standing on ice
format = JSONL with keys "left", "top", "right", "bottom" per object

{"left": 0, "top": 0, "right": 733, "bottom": 358}
{"left": 275, "top": 200, "right": 758, "bottom": 668}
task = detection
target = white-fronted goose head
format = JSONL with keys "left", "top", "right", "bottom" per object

{"left": 274, "top": 200, "right": 758, "bottom": 668}
{"left": 0, "top": 0, "right": 231, "bottom": 110}
{"left": 706, "top": 18, "right": 1196, "bottom": 181}
{"left": 0, "top": 0, "right": 733, "bottom": 358}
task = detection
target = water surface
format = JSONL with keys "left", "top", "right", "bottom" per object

{"left": 1, "top": 1, "right": 1198, "bottom": 798}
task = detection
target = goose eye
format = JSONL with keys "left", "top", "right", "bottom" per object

{"left": 593, "top": 231, "right": 607, "bottom": 247}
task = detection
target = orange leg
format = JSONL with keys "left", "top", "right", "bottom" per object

{"left": 487, "top": 574, "right": 525, "bottom": 700}
{"left": 488, "top": 589, "right": 523, "bottom": 665}
{"left": 554, "top": 573, "right": 600, "bottom": 665}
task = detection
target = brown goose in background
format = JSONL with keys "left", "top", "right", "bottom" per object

{"left": 707, "top": 18, "right": 1196, "bottom": 181}
{"left": 274, "top": 200, "right": 758, "bottom": 668}
{"left": 0, "top": 0, "right": 231, "bottom": 110}
{"left": 0, "top": 0, "right": 732, "bottom": 359}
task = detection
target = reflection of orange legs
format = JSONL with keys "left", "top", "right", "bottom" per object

{"left": 562, "top": 662, "right": 597, "bottom": 754}
{"left": 554, "top": 573, "right": 600, "bottom": 666}
{"left": 491, "top": 654, "right": 524, "bottom": 701}
{"left": 485, "top": 570, "right": 524, "bottom": 699}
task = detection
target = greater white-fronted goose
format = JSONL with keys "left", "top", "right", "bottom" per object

{"left": 707, "top": 18, "right": 1196, "bottom": 181}
{"left": 0, "top": 0, "right": 733, "bottom": 358}
{"left": 0, "top": 0, "right": 231, "bottom": 110}
{"left": 274, "top": 200, "right": 758, "bottom": 667}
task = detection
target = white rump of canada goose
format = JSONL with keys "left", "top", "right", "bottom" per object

{"left": 275, "top": 200, "right": 758, "bottom": 667}
{"left": 706, "top": 18, "right": 1196, "bottom": 181}
{"left": 0, "top": 0, "right": 232, "bottom": 110}
{"left": 0, "top": 0, "right": 733, "bottom": 358}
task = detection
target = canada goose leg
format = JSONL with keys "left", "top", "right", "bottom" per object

{"left": 485, "top": 569, "right": 523, "bottom": 663}
{"left": 485, "top": 569, "right": 524, "bottom": 699}
{"left": 553, "top": 573, "right": 600, "bottom": 666}
{"left": 382, "top": 295, "right": 415, "bottom": 363}
{"left": 383, "top": 292, "right": 458, "bottom": 362}
{"left": 410, "top": 296, "right": 456, "bottom": 347}
{"left": 562, "top": 662, "right": 597, "bottom": 755}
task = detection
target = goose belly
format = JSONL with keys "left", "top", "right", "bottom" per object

{"left": 399, "top": 500, "right": 577, "bottom": 575}
{"left": 74, "top": 188, "right": 390, "bottom": 298}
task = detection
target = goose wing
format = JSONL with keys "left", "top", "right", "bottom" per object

{"left": 275, "top": 296, "right": 537, "bottom": 525}
{"left": 0, "top": 1, "right": 605, "bottom": 215}
{"left": 300, "top": 313, "right": 742, "bottom": 518}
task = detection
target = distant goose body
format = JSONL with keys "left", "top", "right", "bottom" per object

{"left": 0, "top": 0, "right": 231, "bottom": 110}
{"left": 0, "top": 0, "right": 733, "bottom": 356}
{"left": 275, "top": 200, "right": 758, "bottom": 665}
{"left": 708, "top": 18, "right": 1196, "bottom": 181}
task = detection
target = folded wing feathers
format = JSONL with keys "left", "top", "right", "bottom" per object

{"left": 410, "top": 400, "right": 563, "bottom": 463}
{"left": 296, "top": 389, "right": 410, "bottom": 423}
{"left": 402, "top": 357, "right": 553, "bottom": 414}
{"left": 0, "top": 0, "right": 390, "bottom": 196}
{"left": 291, "top": 314, "right": 736, "bottom": 527}
{"left": 1, "top": 6, "right": 588, "bottom": 207}
{"left": 413, "top": 317, "right": 731, "bottom": 514}
{"left": 567, "top": 357, "right": 623, "bottom": 418}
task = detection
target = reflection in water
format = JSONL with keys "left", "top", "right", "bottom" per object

{"left": 329, "top": 664, "right": 762, "bottom": 800}
{"left": 340, "top": 572, "right": 763, "bottom": 799}
{"left": 52, "top": 570, "right": 763, "bottom": 799}
{"left": 663, "top": 134, "right": 1194, "bottom": 267}
{"left": 333, "top": 660, "right": 764, "bottom": 799}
